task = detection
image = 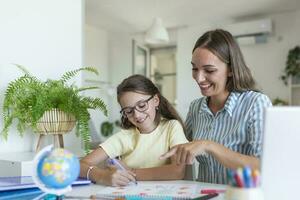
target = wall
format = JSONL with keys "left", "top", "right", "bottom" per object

{"left": 176, "top": 24, "right": 213, "bottom": 118}
{"left": 108, "top": 32, "right": 133, "bottom": 122}
{"left": 0, "top": 0, "right": 84, "bottom": 153}
{"left": 240, "top": 10, "right": 300, "bottom": 101}
{"left": 84, "top": 24, "right": 111, "bottom": 142}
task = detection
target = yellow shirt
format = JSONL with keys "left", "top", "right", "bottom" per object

{"left": 100, "top": 119, "right": 188, "bottom": 168}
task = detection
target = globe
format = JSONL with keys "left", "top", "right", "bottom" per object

{"left": 33, "top": 145, "right": 80, "bottom": 195}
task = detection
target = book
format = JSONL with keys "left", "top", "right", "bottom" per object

{"left": 0, "top": 188, "right": 44, "bottom": 200}
{"left": 0, "top": 176, "right": 91, "bottom": 191}
{"left": 96, "top": 182, "right": 200, "bottom": 200}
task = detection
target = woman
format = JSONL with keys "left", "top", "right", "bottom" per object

{"left": 160, "top": 29, "right": 272, "bottom": 184}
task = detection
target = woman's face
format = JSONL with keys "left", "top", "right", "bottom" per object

{"left": 119, "top": 91, "right": 159, "bottom": 133}
{"left": 191, "top": 47, "right": 231, "bottom": 100}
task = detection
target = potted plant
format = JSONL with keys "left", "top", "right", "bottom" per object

{"left": 1, "top": 65, "right": 107, "bottom": 154}
{"left": 281, "top": 46, "right": 300, "bottom": 85}
{"left": 100, "top": 120, "right": 121, "bottom": 137}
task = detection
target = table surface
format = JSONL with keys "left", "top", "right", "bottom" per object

{"left": 66, "top": 180, "right": 226, "bottom": 199}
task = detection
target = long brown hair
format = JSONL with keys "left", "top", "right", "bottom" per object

{"left": 193, "top": 29, "right": 257, "bottom": 92}
{"left": 117, "top": 74, "right": 185, "bottom": 130}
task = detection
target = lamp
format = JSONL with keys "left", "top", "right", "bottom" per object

{"left": 145, "top": 17, "right": 169, "bottom": 44}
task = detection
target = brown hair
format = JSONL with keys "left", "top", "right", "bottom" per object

{"left": 193, "top": 29, "right": 257, "bottom": 92}
{"left": 117, "top": 74, "right": 185, "bottom": 130}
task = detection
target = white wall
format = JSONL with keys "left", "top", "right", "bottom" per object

{"left": 108, "top": 32, "right": 133, "bottom": 121}
{"left": 240, "top": 10, "right": 300, "bottom": 101}
{"left": 176, "top": 24, "right": 213, "bottom": 118}
{"left": 84, "top": 24, "right": 111, "bottom": 142}
{"left": 0, "top": 0, "right": 84, "bottom": 153}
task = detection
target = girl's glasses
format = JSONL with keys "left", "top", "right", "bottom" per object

{"left": 120, "top": 95, "right": 154, "bottom": 117}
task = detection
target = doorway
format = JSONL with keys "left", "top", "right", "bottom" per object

{"left": 150, "top": 46, "right": 177, "bottom": 106}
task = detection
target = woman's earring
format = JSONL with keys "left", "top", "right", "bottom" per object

{"left": 155, "top": 106, "right": 159, "bottom": 111}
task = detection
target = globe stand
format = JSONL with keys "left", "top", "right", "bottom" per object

{"left": 35, "top": 109, "right": 76, "bottom": 152}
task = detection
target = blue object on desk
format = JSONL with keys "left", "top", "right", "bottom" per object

{"left": 0, "top": 188, "right": 43, "bottom": 200}
{"left": 242, "top": 166, "right": 252, "bottom": 188}
{"left": 0, "top": 176, "right": 91, "bottom": 192}
{"left": 125, "top": 196, "right": 172, "bottom": 200}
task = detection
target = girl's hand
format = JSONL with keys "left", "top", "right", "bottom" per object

{"left": 99, "top": 167, "right": 137, "bottom": 186}
{"left": 160, "top": 140, "right": 211, "bottom": 165}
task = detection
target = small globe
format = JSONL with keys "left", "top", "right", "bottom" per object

{"left": 33, "top": 145, "right": 80, "bottom": 195}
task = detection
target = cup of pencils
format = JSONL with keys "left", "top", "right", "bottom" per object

{"left": 225, "top": 166, "right": 264, "bottom": 200}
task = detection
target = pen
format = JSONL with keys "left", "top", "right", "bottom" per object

{"left": 108, "top": 158, "right": 138, "bottom": 185}
{"left": 234, "top": 168, "right": 244, "bottom": 188}
{"left": 242, "top": 166, "right": 252, "bottom": 188}
{"left": 200, "top": 189, "right": 226, "bottom": 194}
{"left": 252, "top": 169, "right": 260, "bottom": 187}
{"left": 192, "top": 193, "right": 219, "bottom": 200}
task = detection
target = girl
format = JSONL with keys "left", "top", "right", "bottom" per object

{"left": 80, "top": 74, "right": 188, "bottom": 186}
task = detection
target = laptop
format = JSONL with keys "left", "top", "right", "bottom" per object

{"left": 261, "top": 107, "right": 300, "bottom": 200}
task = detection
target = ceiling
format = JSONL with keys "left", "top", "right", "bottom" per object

{"left": 86, "top": 0, "right": 300, "bottom": 33}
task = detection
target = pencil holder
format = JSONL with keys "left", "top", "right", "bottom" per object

{"left": 225, "top": 186, "right": 264, "bottom": 200}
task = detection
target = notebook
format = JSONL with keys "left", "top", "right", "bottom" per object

{"left": 261, "top": 107, "right": 300, "bottom": 200}
{"left": 96, "top": 182, "right": 201, "bottom": 200}
{"left": 0, "top": 176, "right": 91, "bottom": 191}
{"left": 0, "top": 188, "right": 44, "bottom": 200}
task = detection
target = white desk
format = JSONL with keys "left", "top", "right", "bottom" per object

{"left": 66, "top": 180, "right": 226, "bottom": 199}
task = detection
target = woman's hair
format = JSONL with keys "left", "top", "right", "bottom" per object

{"left": 193, "top": 29, "right": 257, "bottom": 92}
{"left": 117, "top": 74, "right": 185, "bottom": 130}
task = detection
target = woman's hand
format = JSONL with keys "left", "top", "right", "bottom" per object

{"left": 98, "top": 167, "right": 137, "bottom": 186}
{"left": 160, "top": 140, "right": 211, "bottom": 165}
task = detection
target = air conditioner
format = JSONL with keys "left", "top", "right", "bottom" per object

{"left": 225, "top": 18, "right": 272, "bottom": 45}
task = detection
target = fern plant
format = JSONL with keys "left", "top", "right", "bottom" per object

{"left": 1, "top": 65, "right": 107, "bottom": 154}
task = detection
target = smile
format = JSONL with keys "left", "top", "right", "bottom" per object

{"left": 199, "top": 84, "right": 212, "bottom": 90}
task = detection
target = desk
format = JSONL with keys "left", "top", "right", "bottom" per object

{"left": 67, "top": 180, "right": 226, "bottom": 199}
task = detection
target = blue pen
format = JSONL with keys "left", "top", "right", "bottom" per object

{"left": 108, "top": 158, "right": 138, "bottom": 185}
{"left": 242, "top": 166, "right": 252, "bottom": 188}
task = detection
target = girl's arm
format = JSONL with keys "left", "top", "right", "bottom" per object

{"left": 80, "top": 147, "right": 136, "bottom": 186}
{"left": 132, "top": 155, "right": 186, "bottom": 181}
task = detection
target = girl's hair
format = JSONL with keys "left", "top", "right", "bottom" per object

{"left": 193, "top": 29, "right": 258, "bottom": 92}
{"left": 117, "top": 74, "right": 185, "bottom": 130}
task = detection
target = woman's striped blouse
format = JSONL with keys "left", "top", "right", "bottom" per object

{"left": 185, "top": 91, "right": 272, "bottom": 184}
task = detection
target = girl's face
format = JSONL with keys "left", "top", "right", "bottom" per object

{"left": 191, "top": 47, "right": 231, "bottom": 101}
{"left": 119, "top": 91, "right": 159, "bottom": 133}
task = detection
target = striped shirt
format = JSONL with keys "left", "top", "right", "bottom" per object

{"left": 185, "top": 91, "right": 272, "bottom": 184}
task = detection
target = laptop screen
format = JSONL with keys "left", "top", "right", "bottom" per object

{"left": 261, "top": 107, "right": 300, "bottom": 200}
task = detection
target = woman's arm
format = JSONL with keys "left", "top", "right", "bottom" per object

{"left": 205, "top": 140, "right": 259, "bottom": 170}
{"left": 133, "top": 155, "right": 186, "bottom": 181}
{"left": 80, "top": 147, "right": 136, "bottom": 186}
{"left": 160, "top": 141, "right": 259, "bottom": 170}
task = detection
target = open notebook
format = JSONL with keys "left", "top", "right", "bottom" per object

{"left": 96, "top": 182, "right": 201, "bottom": 200}
{"left": 0, "top": 176, "right": 91, "bottom": 191}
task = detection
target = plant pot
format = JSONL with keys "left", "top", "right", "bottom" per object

{"left": 35, "top": 109, "right": 76, "bottom": 151}
{"left": 36, "top": 108, "right": 76, "bottom": 135}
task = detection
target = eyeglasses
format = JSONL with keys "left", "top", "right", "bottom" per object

{"left": 120, "top": 95, "right": 154, "bottom": 117}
